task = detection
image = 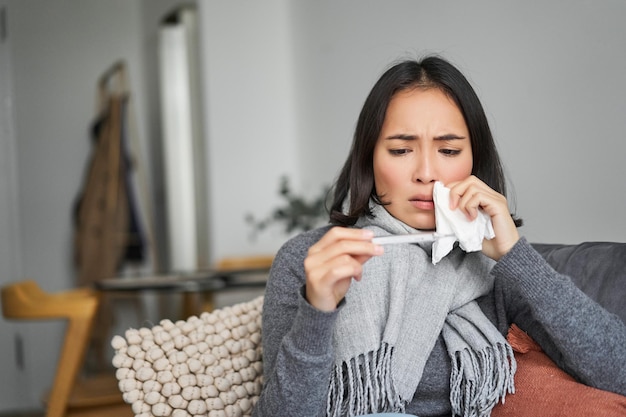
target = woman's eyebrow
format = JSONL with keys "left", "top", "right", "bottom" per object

{"left": 384, "top": 133, "right": 417, "bottom": 141}
{"left": 384, "top": 133, "right": 467, "bottom": 141}
{"left": 434, "top": 134, "right": 466, "bottom": 141}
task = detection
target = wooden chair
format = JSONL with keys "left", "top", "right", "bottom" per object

{"left": 1, "top": 280, "right": 130, "bottom": 417}
{"left": 216, "top": 254, "right": 274, "bottom": 271}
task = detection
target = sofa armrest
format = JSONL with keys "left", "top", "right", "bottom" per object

{"left": 531, "top": 241, "right": 626, "bottom": 323}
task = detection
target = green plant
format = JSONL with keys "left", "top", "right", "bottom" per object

{"left": 246, "top": 176, "right": 330, "bottom": 239}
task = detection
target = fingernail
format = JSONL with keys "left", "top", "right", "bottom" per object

{"left": 374, "top": 245, "right": 384, "bottom": 255}
{"left": 362, "top": 229, "right": 374, "bottom": 238}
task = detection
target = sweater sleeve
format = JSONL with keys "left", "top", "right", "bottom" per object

{"left": 492, "top": 237, "right": 626, "bottom": 396}
{"left": 252, "top": 227, "right": 339, "bottom": 417}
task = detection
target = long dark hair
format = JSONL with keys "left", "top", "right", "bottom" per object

{"left": 329, "top": 56, "right": 521, "bottom": 226}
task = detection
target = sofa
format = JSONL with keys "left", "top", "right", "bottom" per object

{"left": 490, "top": 241, "right": 626, "bottom": 416}
{"left": 111, "top": 241, "right": 626, "bottom": 417}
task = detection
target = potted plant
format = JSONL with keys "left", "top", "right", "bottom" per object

{"left": 246, "top": 175, "right": 330, "bottom": 240}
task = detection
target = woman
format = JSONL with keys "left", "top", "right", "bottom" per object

{"left": 252, "top": 56, "right": 626, "bottom": 417}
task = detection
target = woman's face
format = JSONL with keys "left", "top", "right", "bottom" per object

{"left": 373, "top": 88, "right": 473, "bottom": 230}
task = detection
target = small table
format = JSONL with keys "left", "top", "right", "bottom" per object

{"left": 95, "top": 266, "right": 270, "bottom": 316}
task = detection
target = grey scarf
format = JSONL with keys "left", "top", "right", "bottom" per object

{"left": 327, "top": 203, "right": 516, "bottom": 417}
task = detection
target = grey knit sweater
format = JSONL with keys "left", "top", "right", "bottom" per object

{"left": 252, "top": 226, "right": 626, "bottom": 417}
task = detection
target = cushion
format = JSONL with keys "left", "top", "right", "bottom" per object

{"left": 111, "top": 296, "right": 264, "bottom": 417}
{"left": 491, "top": 324, "right": 626, "bottom": 417}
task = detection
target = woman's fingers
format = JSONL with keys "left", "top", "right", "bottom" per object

{"left": 448, "top": 177, "right": 504, "bottom": 219}
{"left": 445, "top": 176, "right": 519, "bottom": 260}
{"left": 309, "top": 227, "right": 374, "bottom": 254}
{"left": 306, "top": 227, "right": 380, "bottom": 271}
{"left": 304, "top": 227, "right": 383, "bottom": 311}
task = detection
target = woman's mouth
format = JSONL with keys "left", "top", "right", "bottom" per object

{"left": 409, "top": 197, "right": 434, "bottom": 211}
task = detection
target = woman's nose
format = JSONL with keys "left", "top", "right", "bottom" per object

{"left": 414, "top": 154, "right": 435, "bottom": 183}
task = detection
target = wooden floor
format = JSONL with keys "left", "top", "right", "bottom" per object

{"left": 0, "top": 405, "right": 132, "bottom": 417}
{"left": 0, "top": 411, "right": 44, "bottom": 417}
{"left": 0, "top": 373, "right": 133, "bottom": 417}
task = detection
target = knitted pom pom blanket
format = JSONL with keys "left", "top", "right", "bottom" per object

{"left": 111, "top": 296, "right": 264, "bottom": 417}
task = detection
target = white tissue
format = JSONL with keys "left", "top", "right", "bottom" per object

{"left": 431, "top": 181, "right": 495, "bottom": 264}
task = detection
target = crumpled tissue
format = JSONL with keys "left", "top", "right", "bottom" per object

{"left": 432, "top": 181, "right": 495, "bottom": 264}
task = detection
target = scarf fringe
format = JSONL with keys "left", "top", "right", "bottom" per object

{"left": 327, "top": 342, "right": 405, "bottom": 417}
{"left": 449, "top": 342, "right": 517, "bottom": 417}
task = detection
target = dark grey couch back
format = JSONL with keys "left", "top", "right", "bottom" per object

{"left": 532, "top": 242, "right": 626, "bottom": 324}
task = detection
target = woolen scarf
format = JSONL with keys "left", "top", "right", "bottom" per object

{"left": 326, "top": 202, "right": 516, "bottom": 417}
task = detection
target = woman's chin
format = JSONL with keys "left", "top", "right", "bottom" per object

{"left": 406, "top": 219, "right": 436, "bottom": 231}
{"left": 386, "top": 208, "right": 435, "bottom": 230}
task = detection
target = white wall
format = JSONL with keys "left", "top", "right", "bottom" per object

{"left": 2, "top": 0, "right": 626, "bottom": 412}
{"left": 200, "top": 0, "right": 626, "bottom": 261}
{"left": 0, "top": 0, "right": 27, "bottom": 407}
{"left": 0, "top": 0, "right": 176, "bottom": 410}
{"left": 282, "top": 0, "right": 626, "bottom": 245}
{"left": 198, "top": 0, "right": 300, "bottom": 261}
{"left": 3, "top": 0, "right": 143, "bottom": 409}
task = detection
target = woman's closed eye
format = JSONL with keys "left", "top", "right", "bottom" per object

{"left": 439, "top": 148, "right": 462, "bottom": 156}
{"left": 389, "top": 148, "right": 412, "bottom": 156}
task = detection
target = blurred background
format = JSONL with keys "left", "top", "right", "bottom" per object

{"left": 1, "top": 0, "right": 625, "bottom": 413}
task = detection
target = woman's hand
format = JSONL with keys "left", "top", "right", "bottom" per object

{"left": 446, "top": 176, "right": 520, "bottom": 261}
{"left": 304, "top": 227, "right": 384, "bottom": 312}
